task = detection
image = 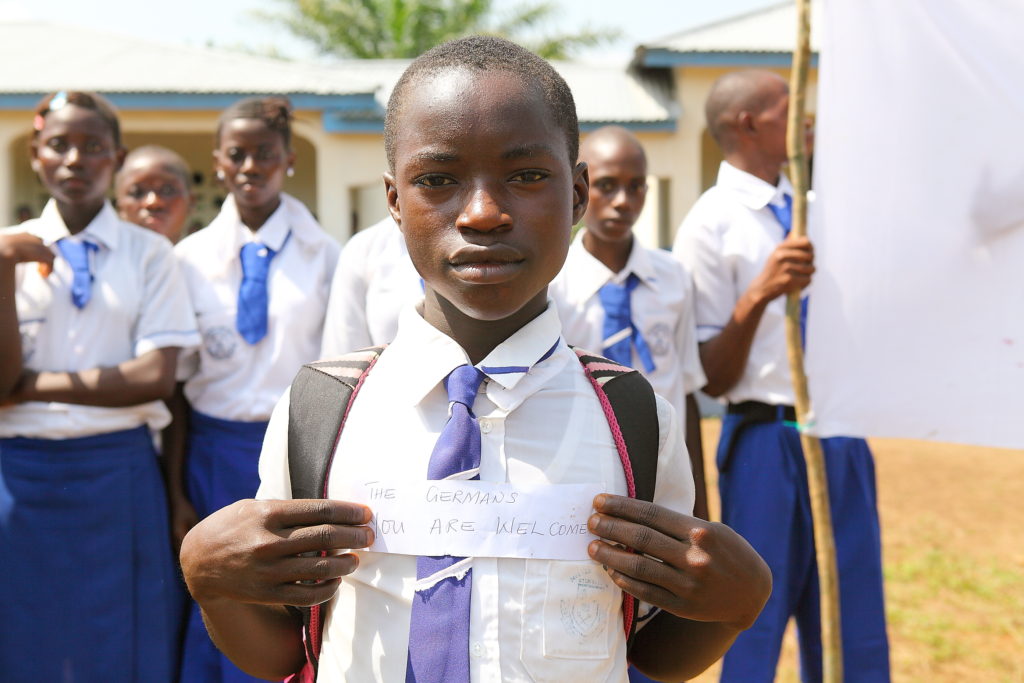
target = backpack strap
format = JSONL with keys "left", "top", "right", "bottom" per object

{"left": 285, "top": 346, "right": 385, "bottom": 683}
{"left": 573, "top": 348, "right": 660, "bottom": 652}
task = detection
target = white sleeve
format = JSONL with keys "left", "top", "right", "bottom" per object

{"left": 133, "top": 238, "right": 201, "bottom": 356}
{"left": 256, "top": 387, "right": 293, "bottom": 500}
{"left": 674, "top": 267, "right": 707, "bottom": 394}
{"left": 634, "top": 395, "right": 695, "bottom": 630}
{"left": 673, "top": 203, "right": 738, "bottom": 343}
{"left": 321, "top": 233, "right": 373, "bottom": 357}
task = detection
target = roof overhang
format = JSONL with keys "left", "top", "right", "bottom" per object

{"left": 636, "top": 48, "right": 818, "bottom": 69}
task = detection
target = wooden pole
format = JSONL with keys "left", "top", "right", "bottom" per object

{"left": 786, "top": 1, "right": 843, "bottom": 681}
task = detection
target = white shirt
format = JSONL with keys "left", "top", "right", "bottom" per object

{"left": 0, "top": 200, "right": 199, "bottom": 439}
{"left": 257, "top": 303, "right": 694, "bottom": 683}
{"left": 175, "top": 193, "right": 340, "bottom": 421}
{"left": 673, "top": 161, "right": 800, "bottom": 406}
{"left": 321, "top": 216, "right": 422, "bottom": 356}
{"left": 550, "top": 231, "right": 706, "bottom": 427}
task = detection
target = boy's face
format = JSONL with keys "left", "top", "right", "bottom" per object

{"left": 582, "top": 137, "right": 647, "bottom": 244}
{"left": 116, "top": 159, "right": 192, "bottom": 242}
{"left": 385, "top": 68, "right": 588, "bottom": 325}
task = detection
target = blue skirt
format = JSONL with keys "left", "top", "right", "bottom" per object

{"left": 0, "top": 426, "right": 182, "bottom": 682}
{"left": 180, "top": 410, "right": 269, "bottom": 683}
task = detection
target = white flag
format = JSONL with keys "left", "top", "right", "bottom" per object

{"left": 807, "top": 0, "right": 1024, "bottom": 449}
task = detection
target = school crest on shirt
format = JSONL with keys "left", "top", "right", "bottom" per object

{"left": 204, "top": 325, "right": 237, "bottom": 360}
{"left": 559, "top": 568, "right": 607, "bottom": 639}
{"left": 645, "top": 321, "right": 673, "bottom": 357}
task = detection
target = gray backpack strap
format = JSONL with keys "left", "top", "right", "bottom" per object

{"left": 572, "top": 348, "right": 660, "bottom": 652}
{"left": 285, "top": 346, "right": 385, "bottom": 681}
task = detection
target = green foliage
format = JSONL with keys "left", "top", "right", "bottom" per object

{"left": 255, "top": 0, "right": 621, "bottom": 60}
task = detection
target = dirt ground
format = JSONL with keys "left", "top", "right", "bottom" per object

{"left": 690, "top": 419, "right": 1024, "bottom": 683}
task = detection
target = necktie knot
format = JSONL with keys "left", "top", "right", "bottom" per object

{"left": 240, "top": 241, "right": 275, "bottom": 281}
{"left": 443, "top": 365, "right": 486, "bottom": 413}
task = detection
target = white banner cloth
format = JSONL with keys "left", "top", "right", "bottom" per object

{"left": 808, "top": 0, "right": 1024, "bottom": 448}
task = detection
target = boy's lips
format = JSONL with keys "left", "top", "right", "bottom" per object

{"left": 448, "top": 244, "right": 525, "bottom": 284}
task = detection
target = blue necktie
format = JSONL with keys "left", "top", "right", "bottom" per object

{"left": 598, "top": 273, "right": 656, "bottom": 373}
{"left": 56, "top": 239, "right": 98, "bottom": 309}
{"left": 236, "top": 241, "right": 279, "bottom": 344}
{"left": 406, "top": 364, "right": 486, "bottom": 683}
{"left": 767, "top": 194, "right": 809, "bottom": 343}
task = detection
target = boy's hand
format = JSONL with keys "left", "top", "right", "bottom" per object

{"left": 748, "top": 235, "right": 814, "bottom": 304}
{"left": 180, "top": 498, "right": 374, "bottom": 608}
{"left": 587, "top": 494, "right": 770, "bottom": 631}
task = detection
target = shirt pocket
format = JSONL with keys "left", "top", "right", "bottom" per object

{"left": 519, "top": 560, "right": 619, "bottom": 682}
{"left": 195, "top": 309, "right": 243, "bottom": 364}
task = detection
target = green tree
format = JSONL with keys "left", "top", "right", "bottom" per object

{"left": 256, "top": 0, "right": 620, "bottom": 60}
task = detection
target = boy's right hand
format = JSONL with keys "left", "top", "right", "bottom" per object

{"left": 748, "top": 235, "right": 814, "bottom": 303}
{"left": 180, "top": 498, "right": 374, "bottom": 608}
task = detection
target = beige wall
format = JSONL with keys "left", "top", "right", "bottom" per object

{"left": 1, "top": 68, "right": 816, "bottom": 245}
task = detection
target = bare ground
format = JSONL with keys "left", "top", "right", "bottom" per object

{"left": 691, "top": 420, "right": 1024, "bottom": 683}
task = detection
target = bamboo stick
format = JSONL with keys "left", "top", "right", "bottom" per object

{"left": 786, "top": 0, "right": 843, "bottom": 681}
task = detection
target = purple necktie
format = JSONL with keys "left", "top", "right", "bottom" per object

{"left": 406, "top": 364, "right": 486, "bottom": 683}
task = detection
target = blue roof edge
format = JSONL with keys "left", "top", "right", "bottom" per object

{"left": 0, "top": 92, "right": 379, "bottom": 111}
{"left": 639, "top": 48, "right": 819, "bottom": 68}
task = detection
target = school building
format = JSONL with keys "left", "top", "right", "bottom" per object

{"left": 0, "top": 1, "right": 818, "bottom": 248}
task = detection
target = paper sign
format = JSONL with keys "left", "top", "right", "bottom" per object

{"left": 339, "top": 480, "right": 604, "bottom": 561}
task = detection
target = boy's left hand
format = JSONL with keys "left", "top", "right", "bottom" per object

{"left": 588, "top": 494, "right": 771, "bottom": 632}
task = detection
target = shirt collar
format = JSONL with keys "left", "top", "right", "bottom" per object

{"left": 386, "top": 301, "right": 564, "bottom": 406}
{"left": 34, "top": 199, "right": 120, "bottom": 250}
{"left": 211, "top": 193, "right": 313, "bottom": 255}
{"left": 563, "top": 229, "right": 659, "bottom": 301}
{"left": 716, "top": 160, "right": 794, "bottom": 211}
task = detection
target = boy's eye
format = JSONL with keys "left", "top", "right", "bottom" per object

{"left": 46, "top": 138, "right": 68, "bottom": 153}
{"left": 511, "top": 170, "right": 549, "bottom": 183}
{"left": 84, "top": 140, "right": 106, "bottom": 154}
{"left": 227, "top": 148, "right": 246, "bottom": 163}
{"left": 158, "top": 183, "right": 182, "bottom": 197}
{"left": 415, "top": 175, "right": 456, "bottom": 188}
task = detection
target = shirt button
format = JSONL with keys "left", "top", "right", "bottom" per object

{"left": 471, "top": 642, "right": 484, "bottom": 657}
{"left": 479, "top": 419, "right": 492, "bottom": 434}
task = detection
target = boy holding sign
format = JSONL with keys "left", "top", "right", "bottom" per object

{"left": 180, "top": 37, "right": 771, "bottom": 682}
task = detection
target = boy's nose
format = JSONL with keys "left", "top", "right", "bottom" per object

{"left": 457, "top": 185, "right": 511, "bottom": 232}
{"left": 65, "top": 146, "right": 83, "bottom": 166}
{"left": 239, "top": 155, "right": 258, "bottom": 173}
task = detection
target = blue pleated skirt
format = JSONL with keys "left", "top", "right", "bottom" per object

{"left": 0, "top": 426, "right": 183, "bottom": 682}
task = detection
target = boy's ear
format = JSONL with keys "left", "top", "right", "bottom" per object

{"left": 383, "top": 172, "right": 402, "bottom": 230}
{"left": 571, "top": 161, "right": 590, "bottom": 225}
{"left": 114, "top": 146, "right": 127, "bottom": 172}
{"left": 29, "top": 141, "right": 41, "bottom": 174}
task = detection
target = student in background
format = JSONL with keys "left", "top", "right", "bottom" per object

{"left": 178, "top": 37, "right": 771, "bottom": 683}
{"left": 116, "top": 144, "right": 195, "bottom": 243}
{"left": 321, "top": 214, "right": 422, "bottom": 356}
{"left": 169, "top": 95, "right": 340, "bottom": 683}
{"left": 550, "top": 125, "right": 708, "bottom": 520}
{"left": 674, "top": 70, "right": 889, "bottom": 682}
{"left": 0, "top": 91, "right": 198, "bottom": 682}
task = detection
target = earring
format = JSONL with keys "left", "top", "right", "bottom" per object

{"left": 286, "top": 167, "right": 295, "bottom": 178}
{"left": 216, "top": 169, "right": 226, "bottom": 182}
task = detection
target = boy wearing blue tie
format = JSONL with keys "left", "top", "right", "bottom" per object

{"left": 180, "top": 38, "right": 771, "bottom": 683}
{"left": 550, "top": 125, "right": 708, "bottom": 520}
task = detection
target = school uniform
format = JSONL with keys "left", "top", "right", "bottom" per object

{"left": 257, "top": 302, "right": 695, "bottom": 682}
{"left": 174, "top": 192, "right": 340, "bottom": 683}
{"left": 549, "top": 230, "right": 706, "bottom": 429}
{"left": 321, "top": 215, "right": 422, "bottom": 356}
{"left": 674, "top": 161, "right": 889, "bottom": 682}
{"left": 0, "top": 200, "right": 200, "bottom": 682}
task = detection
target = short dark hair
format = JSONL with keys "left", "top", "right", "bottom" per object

{"left": 216, "top": 96, "right": 294, "bottom": 149}
{"left": 384, "top": 36, "right": 579, "bottom": 172}
{"left": 118, "top": 145, "right": 192, "bottom": 189}
{"left": 33, "top": 91, "right": 122, "bottom": 147}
